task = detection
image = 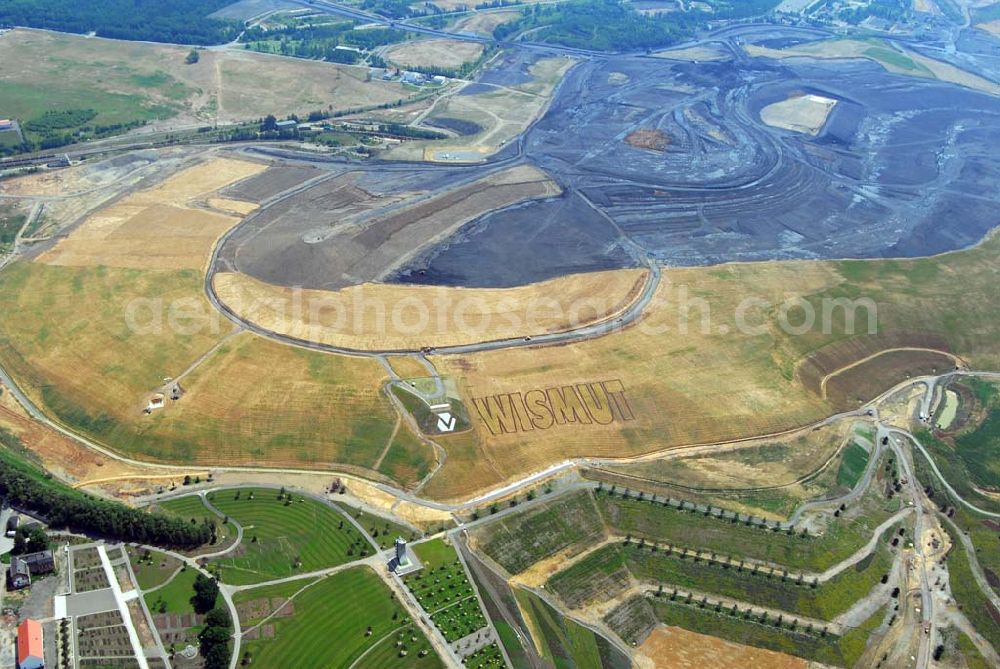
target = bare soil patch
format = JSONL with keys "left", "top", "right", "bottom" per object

{"left": 760, "top": 94, "right": 837, "bottom": 135}
{"left": 796, "top": 333, "right": 953, "bottom": 398}
{"left": 625, "top": 128, "right": 670, "bottom": 152}
{"left": 637, "top": 625, "right": 808, "bottom": 669}
{"left": 222, "top": 164, "right": 560, "bottom": 294}
{"left": 822, "top": 349, "right": 957, "bottom": 407}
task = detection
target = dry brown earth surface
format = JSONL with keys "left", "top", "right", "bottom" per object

{"left": 384, "top": 39, "right": 485, "bottom": 70}
{"left": 637, "top": 626, "right": 809, "bottom": 669}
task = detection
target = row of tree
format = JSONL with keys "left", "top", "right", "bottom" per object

{"left": 0, "top": 0, "right": 239, "bottom": 45}
{"left": 0, "top": 443, "right": 212, "bottom": 549}
{"left": 193, "top": 573, "right": 233, "bottom": 669}
{"left": 494, "top": 0, "right": 780, "bottom": 52}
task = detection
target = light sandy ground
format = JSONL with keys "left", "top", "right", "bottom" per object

{"left": 213, "top": 267, "right": 647, "bottom": 350}
{"left": 343, "top": 475, "right": 452, "bottom": 527}
{"left": 205, "top": 198, "right": 260, "bottom": 216}
{"left": 651, "top": 45, "right": 730, "bottom": 62}
{"left": 453, "top": 11, "right": 521, "bottom": 34}
{"left": 913, "top": 0, "right": 939, "bottom": 14}
{"left": 760, "top": 94, "right": 837, "bottom": 135}
{"left": 978, "top": 19, "right": 1000, "bottom": 36}
{"left": 636, "top": 625, "right": 809, "bottom": 669}
{"left": 384, "top": 39, "right": 485, "bottom": 70}
{"left": 38, "top": 159, "right": 264, "bottom": 270}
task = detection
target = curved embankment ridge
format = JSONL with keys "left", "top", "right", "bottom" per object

{"left": 212, "top": 268, "right": 650, "bottom": 351}
{"left": 795, "top": 332, "right": 962, "bottom": 402}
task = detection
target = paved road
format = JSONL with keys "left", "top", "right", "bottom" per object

{"left": 97, "top": 544, "right": 150, "bottom": 669}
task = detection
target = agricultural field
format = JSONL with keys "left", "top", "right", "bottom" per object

{"left": 548, "top": 528, "right": 896, "bottom": 621}
{"left": 0, "top": 29, "right": 414, "bottom": 141}
{"left": 637, "top": 624, "right": 810, "bottom": 669}
{"left": 235, "top": 567, "right": 444, "bottom": 668}
{"left": 470, "top": 491, "right": 606, "bottom": 576}
{"left": 452, "top": 10, "right": 521, "bottom": 34}
{"left": 205, "top": 488, "right": 371, "bottom": 584}
{"left": 430, "top": 228, "right": 1000, "bottom": 500}
{"left": 0, "top": 157, "right": 423, "bottom": 475}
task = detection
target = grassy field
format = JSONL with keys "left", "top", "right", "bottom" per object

{"left": 463, "top": 642, "right": 505, "bottom": 668}
{"left": 0, "top": 203, "right": 27, "bottom": 253}
{"left": 126, "top": 546, "right": 181, "bottom": 591}
{"left": 236, "top": 566, "right": 444, "bottom": 668}
{"left": 158, "top": 494, "right": 214, "bottom": 520}
{"left": 513, "top": 587, "right": 606, "bottom": 669}
{"left": 0, "top": 29, "right": 414, "bottom": 135}
{"left": 835, "top": 442, "right": 870, "bottom": 489}
{"left": 473, "top": 472, "right": 898, "bottom": 593}
{"left": 335, "top": 502, "right": 419, "bottom": 549}
{"left": 376, "top": 423, "right": 437, "bottom": 490}
{"left": 954, "top": 402, "right": 1000, "bottom": 490}
{"left": 944, "top": 528, "right": 1000, "bottom": 651}
{"left": 0, "top": 158, "right": 426, "bottom": 477}
{"left": 145, "top": 566, "right": 199, "bottom": 615}
{"left": 155, "top": 494, "right": 241, "bottom": 554}
{"left": 206, "top": 488, "right": 371, "bottom": 585}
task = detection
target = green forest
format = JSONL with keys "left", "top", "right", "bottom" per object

{"left": 493, "top": 0, "right": 780, "bottom": 52}
{"left": 0, "top": 0, "right": 240, "bottom": 45}
{"left": 0, "top": 428, "right": 213, "bottom": 549}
